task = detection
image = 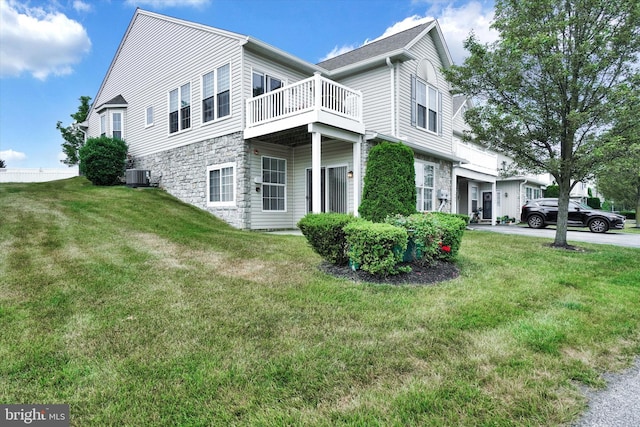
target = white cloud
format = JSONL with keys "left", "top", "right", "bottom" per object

{"left": 0, "top": 149, "right": 27, "bottom": 162}
{"left": 0, "top": 0, "right": 92, "bottom": 80}
{"left": 320, "top": 1, "right": 497, "bottom": 65}
{"left": 73, "top": 0, "right": 92, "bottom": 13}
{"left": 126, "top": 0, "right": 210, "bottom": 8}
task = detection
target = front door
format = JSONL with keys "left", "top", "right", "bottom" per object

{"left": 306, "top": 166, "right": 348, "bottom": 213}
{"left": 482, "top": 191, "right": 492, "bottom": 219}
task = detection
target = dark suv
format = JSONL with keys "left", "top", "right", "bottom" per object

{"left": 520, "top": 198, "right": 625, "bottom": 233}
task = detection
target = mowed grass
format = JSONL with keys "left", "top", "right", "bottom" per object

{"left": 1, "top": 177, "right": 639, "bottom": 426}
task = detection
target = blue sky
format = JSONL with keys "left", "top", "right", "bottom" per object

{"left": 0, "top": 0, "right": 496, "bottom": 169}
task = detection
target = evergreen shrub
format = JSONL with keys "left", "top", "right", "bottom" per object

{"left": 297, "top": 213, "right": 359, "bottom": 265}
{"left": 586, "top": 197, "right": 602, "bottom": 209}
{"left": 79, "top": 136, "right": 128, "bottom": 186}
{"left": 359, "top": 141, "right": 417, "bottom": 222}
{"left": 343, "top": 221, "right": 408, "bottom": 276}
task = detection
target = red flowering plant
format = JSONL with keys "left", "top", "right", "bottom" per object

{"left": 439, "top": 242, "right": 451, "bottom": 253}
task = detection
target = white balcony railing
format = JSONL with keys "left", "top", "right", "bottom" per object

{"left": 454, "top": 140, "right": 498, "bottom": 175}
{"left": 246, "top": 73, "right": 363, "bottom": 130}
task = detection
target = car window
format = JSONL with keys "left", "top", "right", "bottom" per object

{"left": 540, "top": 200, "right": 558, "bottom": 207}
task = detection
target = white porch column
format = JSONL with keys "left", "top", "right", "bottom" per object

{"left": 491, "top": 181, "right": 497, "bottom": 226}
{"left": 312, "top": 131, "right": 322, "bottom": 213}
{"left": 352, "top": 138, "right": 362, "bottom": 216}
{"left": 451, "top": 167, "right": 458, "bottom": 215}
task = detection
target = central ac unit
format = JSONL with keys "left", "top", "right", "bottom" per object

{"left": 126, "top": 169, "right": 150, "bottom": 187}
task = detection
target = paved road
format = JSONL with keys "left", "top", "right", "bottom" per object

{"left": 467, "top": 225, "right": 640, "bottom": 248}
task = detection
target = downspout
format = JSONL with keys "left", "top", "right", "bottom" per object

{"left": 386, "top": 57, "right": 395, "bottom": 136}
{"left": 520, "top": 179, "right": 528, "bottom": 207}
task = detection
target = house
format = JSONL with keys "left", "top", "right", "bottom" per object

{"left": 450, "top": 96, "right": 551, "bottom": 222}
{"left": 87, "top": 9, "right": 540, "bottom": 230}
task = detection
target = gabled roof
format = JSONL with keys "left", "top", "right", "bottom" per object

{"left": 318, "top": 21, "right": 433, "bottom": 71}
{"left": 96, "top": 95, "right": 127, "bottom": 112}
{"left": 317, "top": 20, "right": 454, "bottom": 78}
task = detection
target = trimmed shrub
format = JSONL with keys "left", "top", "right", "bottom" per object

{"left": 297, "top": 213, "right": 359, "bottom": 265}
{"left": 431, "top": 212, "right": 467, "bottom": 261}
{"left": 543, "top": 185, "right": 559, "bottom": 198}
{"left": 586, "top": 197, "right": 601, "bottom": 209}
{"left": 385, "top": 213, "right": 440, "bottom": 266}
{"left": 344, "top": 221, "right": 408, "bottom": 276}
{"left": 359, "top": 141, "right": 417, "bottom": 222}
{"left": 79, "top": 136, "right": 128, "bottom": 186}
{"left": 620, "top": 210, "right": 636, "bottom": 220}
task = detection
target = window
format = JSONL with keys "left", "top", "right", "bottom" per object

{"left": 203, "top": 64, "right": 231, "bottom": 123}
{"left": 262, "top": 156, "right": 286, "bottom": 211}
{"left": 169, "top": 83, "right": 191, "bottom": 133}
{"left": 207, "top": 163, "right": 235, "bottom": 206}
{"left": 412, "top": 76, "right": 442, "bottom": 134}
{"left": 415, "top": 161, "right": 435, "bottom": 212}
{"left": 112, "top": 112, "right": 122, "bottom": 139}
{"left": 100, "top": 115, "right": 106, "bottom": 137}
{"left": 252, "top": 71, "right": 282, "bottom": 97}
{"left": 145, "top": 106, "right": 154, "bottom": 127}
{"left": 526, "top": 187, "right": 543, "bottom": 201}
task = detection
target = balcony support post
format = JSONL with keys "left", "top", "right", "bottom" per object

{"left": 311, "top": 131, "right": 322, "bottom": 213}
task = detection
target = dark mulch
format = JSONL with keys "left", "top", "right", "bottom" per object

{"left": 319, "top": 260, "right": 459, "bottom": 286}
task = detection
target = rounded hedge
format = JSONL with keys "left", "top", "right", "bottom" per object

{"left": 359, "top": 141, "right": 417, "bottom": 222}
{"left": 79, "top": 136, "right": 128, "bottom": 186}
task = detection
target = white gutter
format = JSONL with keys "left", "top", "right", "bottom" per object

{"left": 386, "top": 57, "right": 395, "bottom": 136}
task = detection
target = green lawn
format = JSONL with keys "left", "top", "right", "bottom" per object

{"left": 1, "top": 177, "right": 639, "bottom": 426}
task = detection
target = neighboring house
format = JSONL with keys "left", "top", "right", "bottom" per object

{"left": 450, "top": 96, "right": 551, "bottom": 222}
{"left": 86, "top": 9, "right": 468, "bottom": 230}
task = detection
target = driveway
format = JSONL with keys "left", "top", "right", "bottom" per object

{"left": 467, "top": 225, "right": 640, "bottom": 248}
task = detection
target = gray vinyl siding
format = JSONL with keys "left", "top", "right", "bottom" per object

{"left": 87, "top": 12, "right": 244, "bottom": 157}
{"left": 496, "top": 181, "right": 522, "bottom": 219}
{"left": 397, "top": 31, "right": 453, "bottom": 154}
{"left": 335, "top": 67, "right": 392, "bottom": 135}
{"left": 242, "top": 50, "right": 311, "bottom": 101}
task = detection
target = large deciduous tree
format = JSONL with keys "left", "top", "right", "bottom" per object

{"left": 444, "top": 0, "right": 640, "bottom": 247}
{"left": 57, "top": 96, "right": 91, "bottom": 166}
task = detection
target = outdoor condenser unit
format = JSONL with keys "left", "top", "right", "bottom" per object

{"left": 125, "top": 169, "right": 150, "bottom": 187}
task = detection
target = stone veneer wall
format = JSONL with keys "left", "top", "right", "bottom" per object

{"left": 414, "top": 153, "right": 453, "bottom": 213}
{"left": 132, "top": 131, "right": 251, "bottom": 229}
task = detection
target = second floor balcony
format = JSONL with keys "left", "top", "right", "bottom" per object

{"left": 454, "top": 140, "right": 499, "bottom": 176}
{"left": 244, "top": 73, "right": 365, "bottom": 140}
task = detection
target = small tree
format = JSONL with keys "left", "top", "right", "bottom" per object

{"left": 79, "top": 136, "right": 128, "bottom": 186}
{"left": 0, "top": 159, "right": 6, "bottom": 168}
{"left": 57, "top": 96, "right": 91, "bottom": 166}
{"left": 359, "top": 141, "right": 417, "bottom": 222}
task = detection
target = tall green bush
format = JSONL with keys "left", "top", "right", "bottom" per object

{"left": 79, "top": 136, "right": 128, "bottom": 186}
{"left": 297, "top": 213, "right": 359, "bottom": 265}
{"left": 359, "top": 141, "right": 417, "bottom": 222}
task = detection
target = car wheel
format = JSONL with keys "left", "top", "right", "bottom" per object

{"left": 588, "top": 218, "right": 609, "bottom": 233}
{"left": 527, "top": 214, "right": 545, "bottom": 229}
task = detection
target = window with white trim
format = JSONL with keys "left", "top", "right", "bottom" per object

{"left": 207, "top": 163, "right": 235, "bottom": 206}
{"left": 252, "top": 71, "right": 282, "bottom": 97}
{"left": 169, "top": 83, "right": 191, "bottom": 133}
{"left": 415, "top": 161, "right": 435, "bottom": 212}
{"left": 203, "top": 63, "right": 231, "bottom": 123}
{"left": 145, "top": 106, "right": 154, "bottom": 127}
{"left": 412, "top": 76, "right": 442, "bottom": 134}
{"left": 111, "top": 112, "right": 122, "bottom": 139}
{"left": 526, "top": 186, "right": 542, "bottom": 201}
{"left": 262, "top": 156, "right": 286, "bottom": 211}
{"left": 100, "top": 115, "right": 106, "bottom": 137}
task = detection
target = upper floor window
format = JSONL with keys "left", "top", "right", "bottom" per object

{"left": 169, "top": 83, "right": 191, "bottom": 134}
{"left": 415, "top": 161, "right": 435, "bottom": 212}
{"left": 202, "top": 63, "right": 231, "bottom": 123}
{"left": 145, "top": 106, "right": 154, "bottom": 127}
{"left": 100, "top": 115, "right": 106, "bottom": 137}
{"left": 252, "top": 71, "right": 282, "bottom": 97}
{"left": 412, "top": 76, "right": 442, "bottom": 135}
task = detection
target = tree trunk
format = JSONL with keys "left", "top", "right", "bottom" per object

{"left": 554, "top": 177, "right": 572, "bottom": 247}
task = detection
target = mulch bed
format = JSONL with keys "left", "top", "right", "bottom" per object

{"left": 319, "top": 260, "right": 459, "bottom": 286}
